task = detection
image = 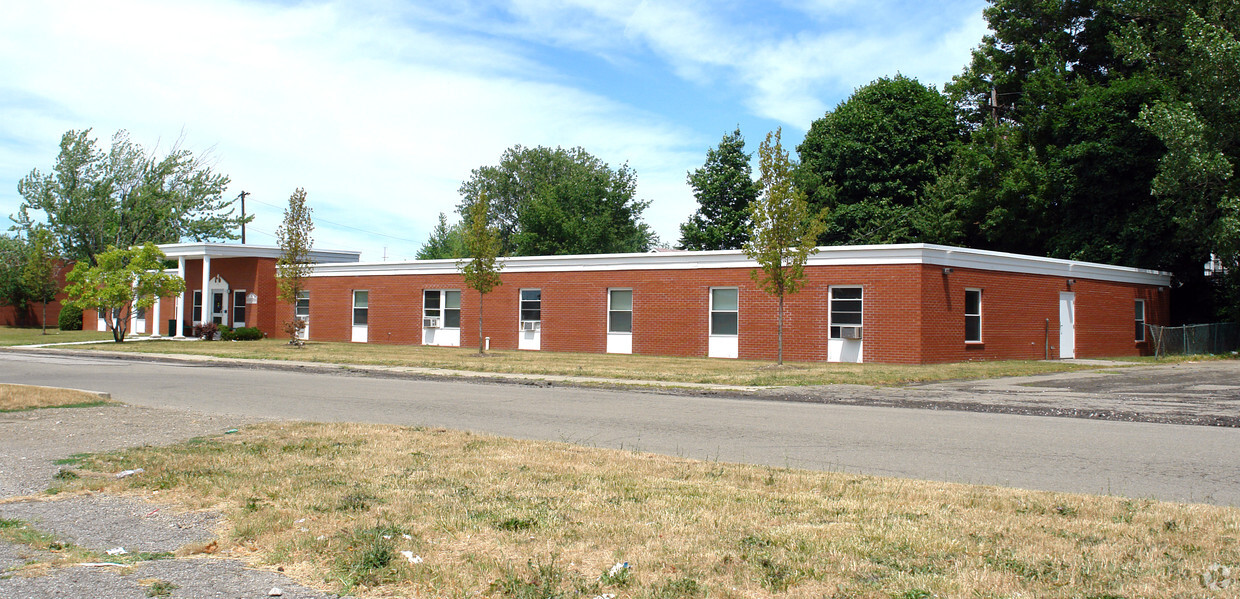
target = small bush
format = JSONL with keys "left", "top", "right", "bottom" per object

{"left": 58, "top": 304, "right": 83, "bottom": 331}
{"left": 224, "top": 326, "right": 263, "bottom": 341}
{"left": 192, "top": 322, "right": 219, "bottom": 340}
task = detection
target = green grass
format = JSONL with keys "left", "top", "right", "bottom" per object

{"left": 0, "top": 326, "right": 115, "bottom": 346}
{"left": 63, "top": 336, "right": 1125, "bottom": 386}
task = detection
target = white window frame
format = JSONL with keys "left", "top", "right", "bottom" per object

{"left": 608, "top": 289, "right": 633, "bottom": 334}
{"left": 520, "top": 288, "right": 542, "bottom": 327}
{"left": 965, "top": 288, "right": 982, "bottom": 343}
{"left": 295, "top": 290, "right": 310, "bottom": 319}
{"left": 828, "top": 286, "right": 863, "bottom": 339}
{"left": 709, "top": 287, "right": 739, "bottom": 336}
{"left": 423, "top": 290, "right": 461, "bottom": 329}
{"left": 192, "top": 290, "right": 203, "bottom": 324}
{"left": 352, "top": 290, "right": 369, "bottom": 326}
{"left": 232, "top": 290, "right": 247, "bottom": 327}
{"left": 1135, "top": 299, "right": 1146, "bottom": 342}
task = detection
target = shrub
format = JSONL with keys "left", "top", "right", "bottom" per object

{"left": 225, "top": 326, "right": 264, "bottom": 341}
{"left": 192, "top": 322, "right": 219, "bottom": 340}
{"left": 58, "top": 304, "right": 83, "bottom": 331}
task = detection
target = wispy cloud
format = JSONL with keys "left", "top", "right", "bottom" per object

{"left": 0, "top": 0, "right": 987, "bottom": 259}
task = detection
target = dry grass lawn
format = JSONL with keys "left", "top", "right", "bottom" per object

{"left": 55, "top": 422, "right": 1240, "bottom": 598}
{"left": 0, "top": 384, "right": 112, "bottom": 412}
{"left": 72, "top": 337, "right": 1110, "bottom": 386}
{"left": 0, "top": 326, "right": 114, "bottom": 346}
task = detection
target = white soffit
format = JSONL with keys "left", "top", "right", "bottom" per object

{"left": 310, "top": 244, "right": 1170, "bottom": 286}
{"left": 158, "top": 243, "right": 360, "bottom": 264}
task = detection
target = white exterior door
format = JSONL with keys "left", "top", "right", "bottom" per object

{"left": 1059, "top": 292, "right": 1076, "bottom": 359}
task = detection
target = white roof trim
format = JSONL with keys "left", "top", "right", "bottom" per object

{"left": 157, "top": 243, "right": 360, "bottom": 264}
{"left": 309, "top": 243, "right": 1170, "bottom": 286}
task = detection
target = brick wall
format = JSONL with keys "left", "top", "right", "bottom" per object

{"left": 294, "top": 263, "right": 1165, "bottom": 364}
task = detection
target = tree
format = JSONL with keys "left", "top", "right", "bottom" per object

{"left": 457, "top": 145, "right": 656, "bottom": 256}
{"left": 416, "top": 212, "right": 468, "bottom": 260}
{"left": 22, "top": 227, "right": 61, "bottom": 335}
{"left": 796, "top": 75, "right": 961, "bottom": 245}
{"left": 0, "top": 235, "right": 30, "bottom": 313}
{"left": 276, "top": 188, "right": 315, "bottom": 345}
{"left": 1117, "top": 5, "right": 1240, "bottom": 319}
{"left": 63, "top": 243, "right": 185, "bottom": 343}
{"left": 13, "top": 129, "right": 246, "bottom": 266}
{"left": 458, "top": 192, "right": 503, "bottom": 354}
{"left": 678, "top": 128, "right": 760, "bottom": 250}
{"left": 941, "top": 0, "right": 1240, "bottom": 320}
{"left": 744, "top": 129, "right": 827, "bottom": 366}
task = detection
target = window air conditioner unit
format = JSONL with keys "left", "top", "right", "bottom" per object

{"left": 522, "top": 320, "right": 540, "bottom": 332}
{"left": 423, "top": 317, "right": 440, "bottom": 329}
{"left": 840, "top": 326, "right": 863, "bottom": 340}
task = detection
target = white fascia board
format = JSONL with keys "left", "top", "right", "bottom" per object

{"left": 158, "top": 243, "right": 361, "bottom": 264}
{"left": 309, "top": 243, "right": 1171, "bottom": 286}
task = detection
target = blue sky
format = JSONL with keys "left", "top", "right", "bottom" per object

{"left": 0, "top": 0, "right": 989, "bottom": 261}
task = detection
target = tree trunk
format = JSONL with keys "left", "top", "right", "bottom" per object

{"left": 478, "top": 292, "right": 486, "bottom": 354}
{"left": 777, "top": 294, "right": 784, "bottom": 365}
{"left": 40, "top": 302, "right": 47, "bottom": 335}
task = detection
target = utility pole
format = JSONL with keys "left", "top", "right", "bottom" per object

{"left": 238, "top": 191, "right": 250, "bottom": 244}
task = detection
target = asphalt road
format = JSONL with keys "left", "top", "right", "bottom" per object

{"left": 3, "top": 351, "right": 1238, "bottom": 506}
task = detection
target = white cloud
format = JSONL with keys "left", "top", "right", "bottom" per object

{"left": 0, "top": 0, "right": 698, "bottom": 260}
{"left": 0, "top": 0, "right": 989, "bottom": 260}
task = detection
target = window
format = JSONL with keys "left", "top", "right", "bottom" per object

{"left": 233, "top": 291, "right": 247, "bottom": 325}
{"left": 1135, "top": 300, "right": 1146, "bottom": 342}
{"left": 609, "top": 289, "right": 632, "bottom": 333}
{"left": 444, "top": 290, "right": 461, "bottom": 328}
{"left": 136, "top": 305, "right": 146, "bottom": 321}
{"left": 423, "top": 290, "right": 461, "bottom": 328}
{"left": 192, "top": 290, "right": 202, "bottom": 322}
{"left": 965, "top": 289, "right": 982, "bottom": 343}
{"left": 829, "top": 287, "right": 862, "bottom": 338}
{"left": 520, "top": 289, "right": 541, "bottom": 322}
{"left": 710, "top": 288, "right": 738, "bottom": 336}
{"left": 295, "top": 291, "right": 310, "bottom": 318}
{"left": 353, "top": 290, "right": 369, "bottom": 326}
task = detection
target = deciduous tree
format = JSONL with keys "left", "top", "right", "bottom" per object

{"left": 459, "top": 192, "right": 503, "bottom": 354}
{"left": 796, "top": 75, "right": 960, "bottom": 245}
{"left": 22, "top": 227, "right": 61, "bottom": 335}
{"left": 14, "top": 129, "right": 246, "bottom": 265}
{"left": 457, "top": 145, "right": 656, "bottom": 256}
{"left": 276, "top": 188, "right": 315, "bottom": 345}
{"left": 745, "top": 129, "right": 826, "bottom": 365}
{"left": 679, "top": 128, "right": 759, "bottom": 250}
{"left": 63, "top": 243, "right": 184, "bottom": 343}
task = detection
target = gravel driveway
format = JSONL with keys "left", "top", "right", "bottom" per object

{"left": 0, "top": 404, "right": 347, "bottom": 599}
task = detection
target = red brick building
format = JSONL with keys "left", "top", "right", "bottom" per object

{"left": 89, "top": 243, "right": 1170, "bottom": 364}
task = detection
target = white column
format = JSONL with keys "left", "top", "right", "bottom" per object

{"left": 129, "top": 281, "right": 138, "bottom": 336}
{"left": 151, "top": 290, "right": 162, "bottom": 337}
{"left": 201, "top": 255, "right": 211, "bottom": 324}
{"left": 174, "top": 257, "right": 186, "bottom": 338}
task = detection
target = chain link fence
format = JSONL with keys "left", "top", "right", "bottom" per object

{"left": 1146, "top": 323, "right": 1240, "bottom": 357}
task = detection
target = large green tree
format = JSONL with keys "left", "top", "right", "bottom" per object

{"left": 796, "top": 75, "right": 961, "bottom": 245}
{"left": 457, "top": 145, "right": 656, "bottom": 256}
{"left": 0, "top": 234, "right": 31, "bottom": 313}
{"left": 63, "top": 243, "right": 185, "bottom": 343}
{"left": 678, "top": 128, "right": 760, "bottom": 250}
{"left": 942, "top": 0, "right": 1240, "bottom": 319}
{"left": 745, "top": 129, "right": 827, "bottom": 366}
{"left": 14, "top": 129, "right": 246, "bottom": 265}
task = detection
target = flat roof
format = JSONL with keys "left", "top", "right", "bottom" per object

{"left": 158, "top": 243, "right": 361, "bottom": 264}
{"left": 309, "top": 243, "right": 1171, "bottom": 287}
